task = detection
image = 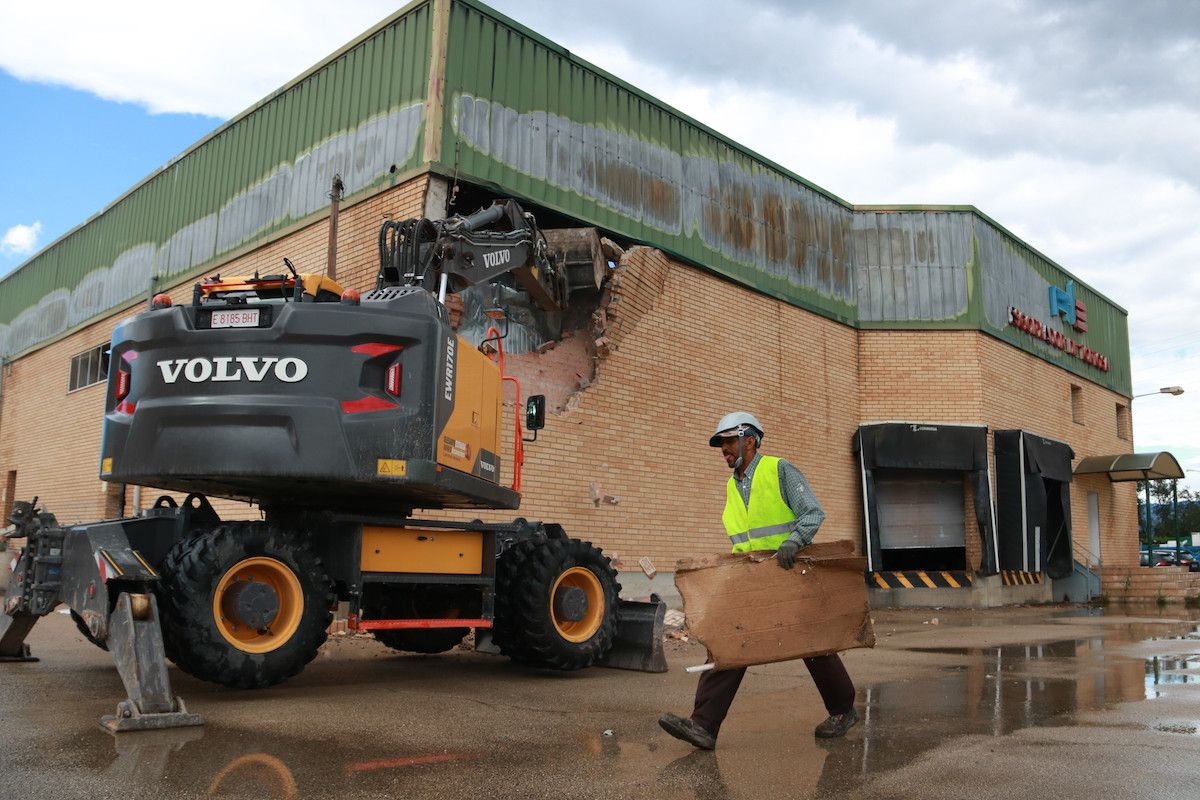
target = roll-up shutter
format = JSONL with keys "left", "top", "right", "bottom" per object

{"left": 875, "top": 469, "right": 967, "bottom": 550}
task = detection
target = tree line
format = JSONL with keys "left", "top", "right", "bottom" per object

{"left": 1137, "top": 480, "right": 1199, "bottom": 544}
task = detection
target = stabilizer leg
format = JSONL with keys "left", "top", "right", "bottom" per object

{"left": 0, "top": 612, "right": 38, "bottom": 662}
{"left": 99, "top": 592, "right": 203, "bottom": 733}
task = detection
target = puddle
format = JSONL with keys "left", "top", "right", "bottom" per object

{"left": 857, "top": 632, "right": 1200, "bottom": 779}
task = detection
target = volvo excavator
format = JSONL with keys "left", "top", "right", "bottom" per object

{"left": 0, "top": 199, "right": 665, "bottom": 732}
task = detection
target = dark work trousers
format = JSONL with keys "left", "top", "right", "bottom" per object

{"left": 690, "top": 653, "right": 855, "bottom": 737}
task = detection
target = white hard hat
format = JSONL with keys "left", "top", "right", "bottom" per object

{"left": 709, "top": 411, "right": 765, "bottom": 447}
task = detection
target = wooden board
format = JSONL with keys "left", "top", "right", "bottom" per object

{"left": 674, "top": 540, "right": 875, "bottom": 670}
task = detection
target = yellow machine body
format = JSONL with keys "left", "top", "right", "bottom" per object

{"left": 360, "top": 527, "right": 485, "bottom": 574}
{"left": 436, "top": 335, "right": 504, "bottom": 483}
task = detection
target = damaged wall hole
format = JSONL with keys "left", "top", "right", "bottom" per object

{"left": 445, "top": 195, "right": 633, "bottom": 416}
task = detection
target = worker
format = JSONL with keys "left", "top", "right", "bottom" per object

{"left": 658, "top": 411, "right": 859, "bottom": 750}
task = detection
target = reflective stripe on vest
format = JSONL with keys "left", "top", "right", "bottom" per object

{"left": 722, "top": 456, "right": 795, "bottom": 553}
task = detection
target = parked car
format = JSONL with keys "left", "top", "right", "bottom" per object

{"left": 1172, "top": 550, "right": 1200, "bottom": 572}
{"left": 1140, "top": 548, "right": 1200, "bottom": 570}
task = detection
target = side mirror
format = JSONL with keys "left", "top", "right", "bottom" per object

{"left": 525, "top": 395, "right": 546, "bottom": 431}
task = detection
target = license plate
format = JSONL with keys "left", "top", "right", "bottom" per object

{"left": 210, "top": 309, "right": 260, "bottom": 328}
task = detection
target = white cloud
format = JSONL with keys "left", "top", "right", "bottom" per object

{"left": 0, "top": 1, "right": 399, "bottom": 117}
{"left": 1, "top": 222, "right": 42, "bottom": 256}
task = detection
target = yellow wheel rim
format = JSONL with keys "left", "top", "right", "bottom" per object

{"left": 213, "top": 557, "right": 303, "bottom": 654}
{"left": 550, "top": 567, "right": 604, "bottom": 643}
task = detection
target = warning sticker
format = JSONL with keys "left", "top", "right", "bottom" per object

{"left": 377, "top": 459, "right": 408, "bottom": 477}
{"left": 100, "top": 457, "right": 112, "bottom": 475}
{"left": 442, "top": 437, "right": 471, "bottom": 460}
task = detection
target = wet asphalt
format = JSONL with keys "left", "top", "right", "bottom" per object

{"left": 2, "top": 605, "right": 1199, "bottom": 800}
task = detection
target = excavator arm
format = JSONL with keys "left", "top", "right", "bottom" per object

{"left": 377, "top": 199, "right": 568, "bottom": 312}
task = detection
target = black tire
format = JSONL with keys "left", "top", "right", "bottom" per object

{"left": 157, "top": 522, "right": 334, "bottom": 689}
{"left": 493, "top": 525, "right": 619, "bottom": 670}
{"left": 69, "top": 610, "right": 108, "bottom": 651}
{"left": 374, "top": 627, "right": 469, "bottom": 654}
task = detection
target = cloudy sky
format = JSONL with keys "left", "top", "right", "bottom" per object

{"left": 1, "top": 0, "right": 1198, "bottom": 484}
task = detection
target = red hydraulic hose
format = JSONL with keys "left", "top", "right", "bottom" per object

{"left": 483, "top": 326, "right": 524, "bottom": 494}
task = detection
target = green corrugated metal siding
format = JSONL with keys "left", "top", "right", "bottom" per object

{"left": 0, "top": 1, "right": 432, "bottom": 355}
{"left": 972, "top": 216, "right": 1131, "bottom": 393}
{"left": 440, "top": 0, "right": 859, "bottom": 323}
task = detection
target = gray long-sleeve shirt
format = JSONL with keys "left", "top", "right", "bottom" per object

{"left": 732, "top": 452, "right": 826, "bottom": 547}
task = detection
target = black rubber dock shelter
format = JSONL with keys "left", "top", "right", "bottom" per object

{"left": 994, "top": 431, "right": 1076, "bottom": 580}
{"left": 855, "top": 423, "right": 999, "bottom": 576}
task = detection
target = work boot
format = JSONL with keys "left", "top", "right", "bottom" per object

{"left": 658, "top": 713, "right": 716, "bottom": 750}
{"left": 814, "top": 709, "right": 859, "bottom": 738}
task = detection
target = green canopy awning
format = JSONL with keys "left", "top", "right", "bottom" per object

{"left": 1073, "top": 452, "right": 1185, "bottom": 482}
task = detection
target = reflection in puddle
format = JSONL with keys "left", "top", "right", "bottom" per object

{"left": 100, "top": 728, "right": 492, "bottom": 800}
{"left": 1145, "top": 655, "right": 1200, "bottom": 697}
{"left": 842, "top": 636, "right": 1184, "bottom": 779}
{"left": 209, "top": 753, "right": 297, "bottom": 799}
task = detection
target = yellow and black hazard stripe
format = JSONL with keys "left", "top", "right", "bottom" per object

{"left": 1000, "top": 570, "right": 1042, "bottom": 586}
{"left": 868, "top": 570, "right": 974, "bottom": 589}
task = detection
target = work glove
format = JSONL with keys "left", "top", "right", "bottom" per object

{"left": 775, "top": 539, "right": 801, "bottom": 570}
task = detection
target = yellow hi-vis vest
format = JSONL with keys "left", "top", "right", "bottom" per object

{"left": 722, "top": 456, "right": 796, "bottom": 553}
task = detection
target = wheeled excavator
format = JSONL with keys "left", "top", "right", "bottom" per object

{"left": 0, "top": 199, "right": 665, "bottom": 732}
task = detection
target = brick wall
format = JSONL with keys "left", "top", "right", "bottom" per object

{"left": 858, "top": 330, "right": 1137, "bottom": 571}
{"left": 0, "top": 313, "right": 130, "bottom": 522}
{"left": 441, "top": 247, "right": 864, "bottom": 568}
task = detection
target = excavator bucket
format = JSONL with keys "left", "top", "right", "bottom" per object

{"left": 543, "top": 227, "right": 609, "bottom": 295}
{"left": 599, "top": 596, "right": 668, "bottom": 673}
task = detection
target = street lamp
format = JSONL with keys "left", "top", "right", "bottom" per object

{"left": 1133, "top": 386, "right": 1185, "bottom": 399}
{"left": 1131, "top": 387, "right": 1184, "bottom": 559}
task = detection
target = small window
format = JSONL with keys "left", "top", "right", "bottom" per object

{"left": 68, "top": 344, "right": 109, "bottom": 392}
{"left": 1116, "top": 403, "right": 1130, "bottom": 440}
{"left": 1070, "top": 384, "right": 1084, "bottom": 424}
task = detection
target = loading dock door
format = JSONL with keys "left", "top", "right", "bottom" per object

{"left": 855, "top": 423, "right": 998, "bottom": 575}
{"left": 875, "top": 470, "right": 967, "bottom": 550}
{"left": 874, "top": 469, "right": 967, "bottom": 571}
{"left": 994, "top": 430, "right": 1075, "bottom": 579}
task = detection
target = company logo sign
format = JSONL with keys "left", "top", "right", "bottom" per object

{"left": 443, "top": 336, "right": 456, "bottom": 401}
{"left": 1048, "top": 280, "right": 1088, "bottom": 333}
{"left": 156, "top": 356, "right": 308, "bottom": 383}
{"left": 482, "top": 248, "right": 512, "bottom": 269}
{"left": 1007, "top": 308, "right": 1109, "bottom": 372}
